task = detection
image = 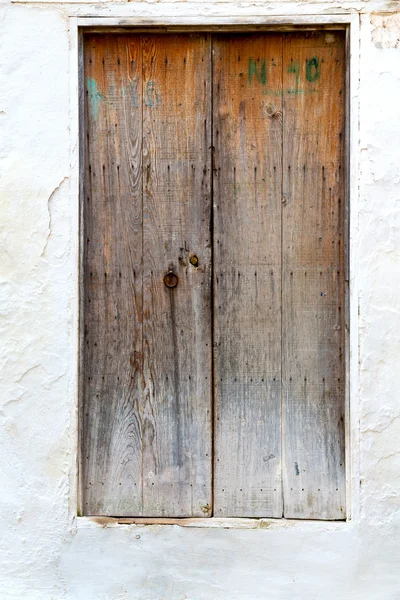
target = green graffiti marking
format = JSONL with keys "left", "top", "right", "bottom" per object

{"left": 248, "top": 58, "right": 266, "bottom": 86}
{"left": 87, "top": 77, "right": 105, "bottom": 120}
{"left": 306, "top": 57, "right": 320, "bottom": 82}
{"left": 287, "top": 59, "right": 301, "bottom": 85}
{"left": 144, "top": 81, "right": 160, "bottom": 108}
{"left": 261, "top": 88, "right": 318, "bottom": 97}
{"left": 121, "top": 82, "right": 139, "bottom": 108}
{"left": 287, "top": 60, "right": 299, "bottom": 74}
{"left": 131, "top": 82, "right": 139, "bottom": 109}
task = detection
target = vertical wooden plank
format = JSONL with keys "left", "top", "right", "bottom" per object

{"left": 78, "top": 27, "right": 85, "bottom": 518}
{"left": 83, "top": 35, "right": 144, "bottom": 515}
{"left": 282, "top": 31, "right": 346, "bottom": 519}
{"left": 213, "top": 34, "right": 283, "bottom": 517}
{"left": 142, "top": 34, "right": 212, "bottom": 517}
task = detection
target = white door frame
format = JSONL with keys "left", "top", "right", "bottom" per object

{"left": 68, "top": 12, "right": 360, "bottom": 527}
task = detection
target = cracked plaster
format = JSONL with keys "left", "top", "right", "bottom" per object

{"left": 0, "top": 1, "right": 399, "bottom": 599}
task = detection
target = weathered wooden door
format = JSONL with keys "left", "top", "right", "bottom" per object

{"left": 83, "top": 34, "right": 213, "bottom": 517}
{"left": 82, "top": 31, "right": 346, "bottom": 519}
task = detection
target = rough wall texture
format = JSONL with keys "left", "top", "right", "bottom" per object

{"left": 0, "top": 1, "right": 399, "bottom": 598}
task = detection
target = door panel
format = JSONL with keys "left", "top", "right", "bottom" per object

{"left": 142, "top": 34, "right": 213, "bottom": 517}
{"left": 83, "top": 34, "right": 212, "bottom": 517}
{"left": 282, "top": 32, "right": 346, "bottom": 519}
{"left": 212, "top": 34, "right": 283, "bottom": 518}
{"left": 83, "top": 35, "right": 144, "bottom": 516}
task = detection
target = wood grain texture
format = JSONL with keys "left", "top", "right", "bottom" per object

{"left": 142, "top": 34, "right": 212, "bottom": 516}
{"left": 82, "top": 32, "right": 347, "bottom": 520}
{"left": 212, "top": 34, "right": 283, "bottom": 517}
{"left": 83, "top": 34, "right": 212, "bottom": 517}
{"left": 281, "top": 31, "right": 346, "bottom": 519}
{"left": 83, "top": 35, "right": 144, "bottom": 515}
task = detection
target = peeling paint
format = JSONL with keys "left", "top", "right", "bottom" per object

{"left": 371, "top": 12, "right": 400, "bottom": 48}
{"left": 87, "top": 77, "right": 105, "bottom": 120}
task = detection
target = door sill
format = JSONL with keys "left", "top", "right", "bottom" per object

{"left": 80, "top": 516, "right": 348, "bottom": 529}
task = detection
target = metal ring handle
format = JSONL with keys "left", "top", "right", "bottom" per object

{"left": 164, "top": 271, "right": 178, "bottom": 288}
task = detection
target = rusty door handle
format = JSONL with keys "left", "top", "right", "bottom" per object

{"left": 164, "top": 271, "right": 178, "bottom": 288}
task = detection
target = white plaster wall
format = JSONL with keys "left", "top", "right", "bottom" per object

{"left": 0, "top": 2, "right": 399, "bottom": 598}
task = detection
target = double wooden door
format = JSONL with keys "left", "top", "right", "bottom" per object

{"left": 82, "top": 31, "right": 346, "bottom": 519}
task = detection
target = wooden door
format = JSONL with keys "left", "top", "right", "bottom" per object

{"left": 83, "top": 34, "right": 212, "bottom": 517}
{"left": 82, "top": 31, "right": 346, "bottom": 520}
{"left": 212, "top": 34, "right": 283, "bottom": 518}
{"left": 281, "top": 32, "right": 346, "bottom": 519}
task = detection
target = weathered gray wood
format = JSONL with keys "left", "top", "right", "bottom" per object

{"left": 282, "top": 31, "right": 346, "bottom": 519}
{"left": 142, "top": 34, "right": 213, "bottom": 516}
{"left": 83, "top": 33, "right": 213, "bottom": 517}
{"left": 78, "top": 27, "right": 85, "bottom": 518}
{"left": 82, "top": 32, "right": 347, "bottom": 520}
{"left": 83, "top": 35, "right": 144, "bottom": 515}
{"left": 213, "top": 34, "right": 283, "bottom": 517}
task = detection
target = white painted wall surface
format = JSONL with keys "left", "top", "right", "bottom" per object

{"left": 0, "top": 1, "right": 399, "bottom": 598}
